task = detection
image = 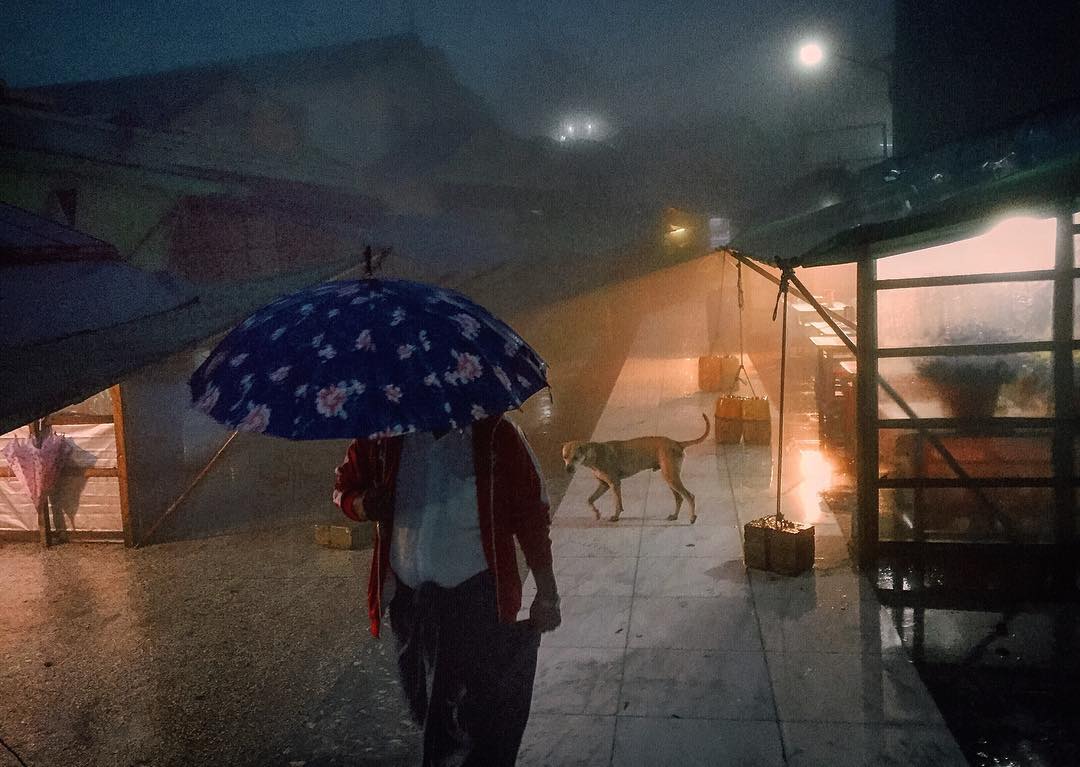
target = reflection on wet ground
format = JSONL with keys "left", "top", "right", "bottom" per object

{"left": 1, "top": 258, "right": 704, "bottom": 766}
{"left": 0, "top": 521, "right": 418, "bottom": 766}
{"left": 3, "top": 252, "right": 1079, "bottom": 765}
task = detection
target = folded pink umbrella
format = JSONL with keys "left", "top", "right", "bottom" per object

{"left": 2, "top": 433, "right": 71, "bottom": 507}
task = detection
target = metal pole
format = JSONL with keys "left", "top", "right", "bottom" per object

{"left": 1052, "top": 209, "right": 1075, "bottom": 588}
{"left": 774, "top": 275, "right": 791, "bottom": 522}
{"left": 855, "top": 253, "right": 879, "bottom": 569}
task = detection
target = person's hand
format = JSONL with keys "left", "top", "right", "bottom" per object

{"left": 355, "top": 486, "right": 392, "bottom": 523}
{"left": 529, "top": 594, "right": 561, "bottom": 633}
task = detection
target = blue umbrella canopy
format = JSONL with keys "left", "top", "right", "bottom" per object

{"left": 189, "top": 278, "right": 548, "bottom": 440}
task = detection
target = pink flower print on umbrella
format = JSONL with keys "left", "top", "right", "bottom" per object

{"left": 229, "top": 353, "right": 249, "bottom": 367}
{"left": 189, "top": 277, "right": 548, "bottom": 439}
{"left": 194, "top": 384, "right": 221, "bottom": 414}
{"left": 504, "top": 336, "right": 524, "bottom": 357}
{"left": 1, "top": 433, "right": 71, "bottom": 507}
{"left": 204, "top": 350, "right": 230, "bottom": 376}
{"left": 492, "top": 365, "right": 513, "bottom": 392}
{"left": 470, "top": 404, "right": 488, "bottom": 420}
{"left": 451, "top": 313, "right": 482, "bottom": 340}
{"left": 237, "top": 403, "right": 272, "bottom": 433}
{"left": 316, "top": 383, "right": 351, "bottom": 419}
{"left": 355, "top": 329, "right": 375, "bottom": 351}
{"left": 444, "top": 350, "right": 483, "bottom": 385}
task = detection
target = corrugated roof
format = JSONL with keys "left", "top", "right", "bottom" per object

{"left": 731, "top": 98, "right": 1080, "bottom": 267}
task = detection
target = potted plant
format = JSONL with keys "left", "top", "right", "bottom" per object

{"left": 915, "top": 323, "right": 1022, "bottom": 419}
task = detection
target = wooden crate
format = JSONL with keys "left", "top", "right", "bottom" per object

{"left": 744, "top": 516, "right": 814, "bottom": 576}
{"left": 714, "top": 395, "right": 745, "bottom": 444}
{"left": 742, "top": 397, "right": 771, "bottom": 445}
{"left": 314, "top": 524, "right": 367, "bottom": 550}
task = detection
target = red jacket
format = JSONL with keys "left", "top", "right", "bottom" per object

{"left": 334, "top": 416, "right": 552, "bottom": 638}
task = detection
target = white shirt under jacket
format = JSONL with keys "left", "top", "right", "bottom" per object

{"left": 389, "top": 426, "right": 487, "bottom": 589}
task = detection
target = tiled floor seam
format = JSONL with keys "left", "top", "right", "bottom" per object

{"left": 723, "top": 440, "right": 791, "bottom": 766}
{"left": 605, "top": 461, "right": 651, "bottom": 767}
{"left": 605, "top": 332, "right": 665, "bottom": 766}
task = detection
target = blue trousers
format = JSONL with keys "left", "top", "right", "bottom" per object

{"left": 388, "top": 570, "right": 541, "bottom": 767}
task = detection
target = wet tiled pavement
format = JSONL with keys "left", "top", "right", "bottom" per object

{"left": 0, "top": 521, "right": 422, "bottom": 766}
{"left": 1, "top": 257, "right": 975, "bottom": 766}
{"left": 515, "top": 299, "right": 968, "bottom": 766}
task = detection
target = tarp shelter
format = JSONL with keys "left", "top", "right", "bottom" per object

{"left": 0, "top": 205, "right": 144, "bottom": 543}
{"left": 0, "top": 200, "right": 117, "bottom": 262}
{"left": 726, "top": 98, "right": 1080, "bottom": 589}
{"left": 0, "top": 202, "right": 197, "bottom": 347}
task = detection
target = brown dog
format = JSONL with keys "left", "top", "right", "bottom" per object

{"left": 562, "top": 414, "right": 710, "bottom": 523}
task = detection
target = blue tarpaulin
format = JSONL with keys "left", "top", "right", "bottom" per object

{"left": 0, "top": 202, "right": 118, "bottom": 263}
{"left": 0, "top": 204, "right": 196, "bottom": 347}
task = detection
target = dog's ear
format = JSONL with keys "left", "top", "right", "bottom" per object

{"left": 561, "top": 441, "right": 578, "bottom": 462}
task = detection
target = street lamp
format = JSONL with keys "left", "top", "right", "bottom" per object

{"left": 798, "top": 42, "right": 824, "bottom": 68}
{"left": 796, "top": 39, "right": 891, "bottom": 80}
{"left": 794, "top": 39, "right": 893, "bottom": 158}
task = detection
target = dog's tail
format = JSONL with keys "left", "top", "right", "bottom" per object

{"left": 679, "top": 414, "right": 711, "bottom": 448}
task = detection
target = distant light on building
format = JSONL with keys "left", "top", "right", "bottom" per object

{"left": 554, "top": 115, "right": 606, "bottom": 144}
{"left": 708, "top": 217, "right": 731, "bottom": 248}
{"left": 798, "top": 41, "right": 825, "bottom": 68}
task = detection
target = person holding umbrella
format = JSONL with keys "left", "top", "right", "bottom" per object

{"left": 334, "top": 415, "right": 559, "bottom": 765}
{"left": 190, "top": 270, "right": 560, "bottom": 765}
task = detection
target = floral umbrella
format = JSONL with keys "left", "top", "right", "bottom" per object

{"left": 2, "top": 432, "right": 71, "bottom": 506}
{"left": 188, "top": 278, "right": 549, "bottom": 440}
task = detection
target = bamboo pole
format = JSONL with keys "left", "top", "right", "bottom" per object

{"left": 110, "top": 385, "right": 135, "bottom": 548}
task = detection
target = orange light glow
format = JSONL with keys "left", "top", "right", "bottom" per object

{"left": 797, "top": 447, "right": 834, "bottom": 523}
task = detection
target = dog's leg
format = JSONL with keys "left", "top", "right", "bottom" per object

{"left": 610, "top": 479, "right": 624, "bottom": 522}
{"left": 587, "top": 481, "right": 609, "bottom": 521}
{"left": 661, "top": 458, "right": 697, "bottom": 523}
{"left": 668, "top": 489, "right": 684, "bottom": 521}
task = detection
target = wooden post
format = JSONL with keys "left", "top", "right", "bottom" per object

{"left": 110, "top": 385, "right": 135, "bottom": 548}
{"left": 1052, "top": 209, "right": 1075, "bottom": 587}
{"left": 854, "top": 251, "right": 879, "bottom": 570}
{"left": 27, "top": 419, "right": 51, "bottom": 547}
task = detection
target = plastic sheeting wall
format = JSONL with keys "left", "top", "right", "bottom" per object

{"left": 120, "top": 344, "right": 233, "bottom": 541}
{"left": 0, "top": 425, "right": 35, "bottom": 530}
{"left": 120, "top": 339, "right": 350, "bottom": 543}
{"left": 0, "top": 407, "right": 123, "bottom": 534}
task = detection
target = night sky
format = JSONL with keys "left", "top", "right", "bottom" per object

{"left": 4, "top": 0, "right": 893, "bottom": 137}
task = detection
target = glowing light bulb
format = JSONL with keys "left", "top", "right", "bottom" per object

{"left": 799, "top": 42, "right": 825, "bottom": 68}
